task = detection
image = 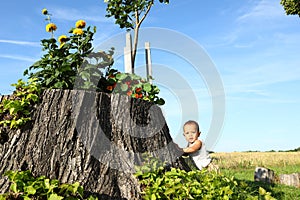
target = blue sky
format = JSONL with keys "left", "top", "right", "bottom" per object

{"left": 1, "top": 0, "right": 300, "bottom": 152}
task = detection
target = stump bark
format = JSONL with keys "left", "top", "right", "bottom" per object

{"left": 0, "top": 89, "right": 185, "bottom": 199}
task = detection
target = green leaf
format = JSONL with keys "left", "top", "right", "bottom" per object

{"left": 53, "top": 82, "right": 64, "bottom": 89}
{"left": 131, "top": 74, "right": 141, "bottom": 80}
{"left": 143, "top": 83, "right": 152, "bottom": 92}
{"left": 151, "top": 193, "right": 156, "bottom": 200}
{"left": 44, "top": 178, "right": 50, "bottom": 189}
{"left": 116, "top": 73, "right": 127, "bottom": 80}
{"left": 9, "top": 107, "right": 15, "bottom": 115}
{"left": 10, "top": 120, "right": 17, "bottom": 129}
{"left": 120, "top": 83, "right": 128, "bottom": 92}
{"left": 71, "top": 181, "right": 80, "bottom": 194}
{"left": 0, "top": 195, "right": 6, "bottom": 200}
{"left": 24, "top": 185, "right": 36, "bottom": 195}
{"left": 23, "top": 196, "right": 31, "bottom": 200}
{"left": 155, "top": 98, "right": 165, "bottom": 105}
{"left": 48, "top": 193, "right": 64, "bottom": 200}
{"left": 10, "top": 183, "right": 18, "bottom": 193}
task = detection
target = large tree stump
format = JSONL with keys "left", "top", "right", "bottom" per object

{"left": 0, "top": 89, "right": 185, "bottom": 199}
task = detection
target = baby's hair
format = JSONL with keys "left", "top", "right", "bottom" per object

{"left": 183, "top": 120, "right": 200, "bottom": 133}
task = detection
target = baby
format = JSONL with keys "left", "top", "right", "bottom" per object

{"left": 182, "top": 120, "right": 212, "bottom": 170}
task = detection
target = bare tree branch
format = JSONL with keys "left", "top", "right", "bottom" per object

{"left": 138, "top": 2, "right": 153, "bottom": 27}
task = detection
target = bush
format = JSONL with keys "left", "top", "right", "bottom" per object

{"left": 0, "top": 170, "right": 97, "bottom": 200}
{"left": 0, "top": 78, "right": 40, "bottom": 129}
{"left": 134, "top": 154, "right": 275, "bottom": 200}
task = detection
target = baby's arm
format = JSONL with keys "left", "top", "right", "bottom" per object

{"left": 183, "top": 140, "right": 202, "bottom": 153}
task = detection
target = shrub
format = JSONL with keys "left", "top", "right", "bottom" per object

{"left": 134, "top": 154, "right": 275, "bottom": 200}
{"left": 0, "top": 78, "right": 40, "bottom": 129}
{"left": 0, "top": 170, "right": 97, "bottom": 200}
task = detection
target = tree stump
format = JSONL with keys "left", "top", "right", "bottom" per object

{"left": 254, "top": 167, "right": 275, "bottom": 184}
{"left": 0, "top": 89, "right": 186, "bottom": 199}
{"left": 279, "top": 173, "right": 300, "bottom": 188}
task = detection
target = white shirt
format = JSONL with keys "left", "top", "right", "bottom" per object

{"left": 189, "top": 142, "right": 211, "bottom": 170}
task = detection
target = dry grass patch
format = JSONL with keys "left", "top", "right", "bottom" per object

{"left": 211, "top": 152, "right": 300, "bottom": 171}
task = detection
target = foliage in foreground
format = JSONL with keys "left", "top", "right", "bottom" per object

{"left": 134, "top": 154, "right": 275, "bottom": 200}
{"left": 0, "top": 170, "right": 97, "bottom": 200}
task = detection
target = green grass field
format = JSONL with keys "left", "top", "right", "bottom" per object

{"left": 211, "top": 152, "right": 300, "bottom": 199}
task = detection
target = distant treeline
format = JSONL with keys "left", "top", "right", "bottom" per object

{"left": 244, "top": 147, "right": 300, "bottom": 152}
{"left": 243, "top": 147, "right": 300, "bottom": 153}
{"left": 277, "top": 146, "right": 300, "bottom": 152}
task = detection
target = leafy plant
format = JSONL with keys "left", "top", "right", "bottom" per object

{"left": 0, "top": 78, "right": 40, "bottom": 129}
{"left": 24, "top": 11, "right": 114, "bottom": 90}
{"left": 0, "top": 170, "right": 97, "bottom": 200}
{"left": 135, "top": 154, "right": 276, "bottom": 200}
{"left": 103, "top": 69, "right": 165, "bottom": 105}
{"left": 23, "top": 9, "right": 164, "bottom": 105}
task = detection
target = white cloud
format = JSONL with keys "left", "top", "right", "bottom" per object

{"left": 51, "top": 7, "right": 112, "bottom": 23}
{"left": 0, "top": 54, "right": 36, "bottom": 62}
{"left": 237, "top": 0, "right": 284, "bottom": 23}
{"left": 0, "top": 39, "right": 39, "bottom": 47}
{"left": 207, "top": 1, "right": 292, "bottom": 49}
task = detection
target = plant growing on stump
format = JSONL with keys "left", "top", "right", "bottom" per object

{"left": 104, "top": 69, "right": 165, "bottom": 105}
{"left": 24, "top": 9, "right": 115, "bottom": 90}
{"left": 0, "top": 78, "right": 41, "bottom": 129}
{"left": 23, "top": 9, "right": 165, "bottom": 105}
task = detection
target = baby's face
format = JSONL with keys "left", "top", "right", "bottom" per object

{"left": 183, "top": 124, "right": 200, "bottom": 144}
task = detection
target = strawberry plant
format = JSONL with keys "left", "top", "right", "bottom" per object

{"left": 102, "top": 69, "right": 165, "bottom": 105}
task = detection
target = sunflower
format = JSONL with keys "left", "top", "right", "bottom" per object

{"left": 46, "top": 23, "right": 57, "bottom": 32}
{"left": 72, "top": 28, "right": 84, "bottom": 35}
{"left": 58, "top": 35, "right": 68, "bottom": 47}
{"left": 58, "top": 35, "right": 68, "bottom": 43}
{"left": 42, "top": 8, "right": 48, "bottom": 15}
{"left": 75, "top": 20, "right": 86, "bottom": 29}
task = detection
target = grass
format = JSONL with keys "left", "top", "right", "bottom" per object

{"left": 211, "top": 151, "right": 300, "bottom": 199}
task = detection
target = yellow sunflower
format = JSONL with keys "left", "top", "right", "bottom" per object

{"left": 46, "top": 23, "right": 57, "bottom": 32}
{"left": 42, "top": 8, "right": 48, "bottom": 15}
{"left": 58, "top": 35, "right": 68, "bottom": 47}
{"left": 75, "top": 20, "right": 86, "bottom": 29}
{"left": 58, "top": 35, "right": 68, "bottom": 43}
{"left": 73, "top": 28, "right": 84, "bottom": 35}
